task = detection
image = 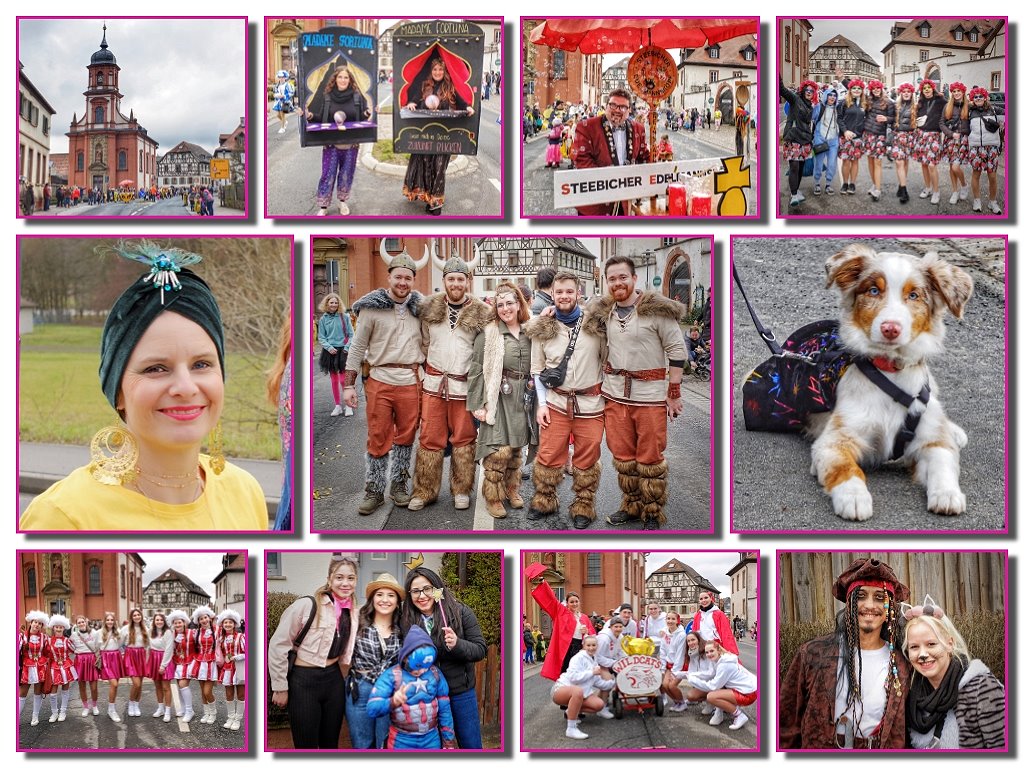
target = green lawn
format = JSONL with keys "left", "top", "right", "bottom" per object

{"left": 19, "top": 325, "right": 282, "bottom": 460}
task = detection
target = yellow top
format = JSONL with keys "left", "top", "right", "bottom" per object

{"left": 20, "top": 454, "right": 268, "bottom": 532}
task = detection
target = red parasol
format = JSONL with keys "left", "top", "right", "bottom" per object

{"left": 529, "top": 17, "right": 758, "bottom": 54}
{"left": 118, "top": 179, "right": 134, "bottom": 187}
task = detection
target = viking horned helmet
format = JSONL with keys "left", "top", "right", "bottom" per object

{"left": 432, "top": 243, "right": 480, "bottom": 275}
{"left": 380, "top": 239, "right": 430, "bottom": 274}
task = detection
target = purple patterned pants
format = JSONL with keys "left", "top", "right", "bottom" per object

{"left": 316, "top": 144, "right": 359, "bottom": 207}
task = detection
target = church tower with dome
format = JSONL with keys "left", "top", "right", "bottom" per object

{"left": 67, "top": 24, "right": 159, "bottom": 192}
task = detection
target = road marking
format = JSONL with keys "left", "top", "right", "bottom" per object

{"left": 472, "top": 474, "right": 495, "bottom": 531}
{"left": 489, "top": 178, "right": 501, "bottom": 191}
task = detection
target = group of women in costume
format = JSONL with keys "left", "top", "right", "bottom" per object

{"left": 268, "top": 555, "right": 486, "bottom": 750}
{"left": 528, "top": 578, "right": 758, "bottom": 741}
{"left": 781, "top": 76, "right": 1004, "bottom": 212}
{"left": 19, "top": 607, "right": 245, "bottom": 729}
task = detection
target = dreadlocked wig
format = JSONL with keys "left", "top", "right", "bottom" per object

{"left": 835, "top": 587, "right": 905, "bottom": 728}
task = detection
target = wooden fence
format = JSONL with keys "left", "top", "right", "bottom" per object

{"left": 778, "top": 551, "right": 1005, "bottom": 625}
{"left": 474, "top": 644, "right": 501, "bottom": 726}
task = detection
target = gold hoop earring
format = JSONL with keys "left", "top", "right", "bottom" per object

{"left": 88, "top": 425, "right": 139, "bottom": 486}
{"left": 208, "top": 421, "right": 225, "bottom": 475}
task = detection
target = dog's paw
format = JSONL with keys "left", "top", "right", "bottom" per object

{"left": 928, "top": 489, "right": 966, "bottom": 516}
{"left": 949, "top": 423, "right": 968, "bottom": 449}
{"left": 831, "top": 479, "right": 874, "bottom": 521}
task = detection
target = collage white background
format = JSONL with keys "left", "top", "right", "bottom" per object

{"left": 6, "top": 2, "right": 1020, "bottom": 764}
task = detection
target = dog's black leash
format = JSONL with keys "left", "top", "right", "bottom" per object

{"left": 854, "top": 359, "right": 931, "bottom": 460}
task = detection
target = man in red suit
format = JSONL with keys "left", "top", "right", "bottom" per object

{"left": 571, "top": 89, "right": 650, "bottom": 215}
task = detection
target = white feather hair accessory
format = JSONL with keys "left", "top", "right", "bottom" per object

{"left": 191, "top": 606, "right": 216, "bottom": 623}
{"left": 166, "top": 610, "right": 190, "bottom": 626}
{"left": 48, "top": 614, "right": 71, "bottom": 630}
{"left": 217, "top": 608, "right": 242, "bottom": 626}
{"left": 25, "top": 610, "right": 50, "bottom": 627}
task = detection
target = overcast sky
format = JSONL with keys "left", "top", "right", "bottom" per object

{"left": 646, "top": 551, "right": 749, "bottom": 595}
{"left": 140, "top": 551, "right": 239, "bottom": 599}
{"left": 18, "top": 18, "right": 245, "bottom": 155}
{"left": 804, "top": 18, "right": 912, "bottom": 63}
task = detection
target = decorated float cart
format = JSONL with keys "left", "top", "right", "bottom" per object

{"left": 610, "top": 636, "right": 664, "bottom": 718}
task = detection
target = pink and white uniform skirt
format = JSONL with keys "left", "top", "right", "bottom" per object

{"left": 74, "top": 653, "right": 99, "bottom": 682}
{"left": 100, "top": 650, "right": 124, "bottom": 681}
{"left": 145, "top": 648, "right": 165, "bottom": 679}
{"left": 124, "top": 646, "right": 148, "bottom": 677}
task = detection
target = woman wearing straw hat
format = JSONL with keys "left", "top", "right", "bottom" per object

{"left": 347, "top": 573, "right": 405, "bottom": 748}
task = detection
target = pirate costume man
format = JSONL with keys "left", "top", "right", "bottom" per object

{"left": 779, "top": 557, "right": 912, "bottom": 749}
{"left": 408, "top": 249, "right": 493, "bottom": 511}
{"left": 344, "top": 243, "right": 428, "bottom": 513}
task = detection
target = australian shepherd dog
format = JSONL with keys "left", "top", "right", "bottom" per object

{"left": 809, "top": 244, "right": 974, "bottom": 521}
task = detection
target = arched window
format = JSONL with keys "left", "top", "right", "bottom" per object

{"left": 94, "top": 105, "right": 104, "bottom": 123}
{"left": 117, "top": 150, "right": 127, "bottom": 171}
{"left": 27, "top": 567, "right": 37, "bottom": 596}
{"left": 97, "top": 72, "right": 105, "bottom": 85}
{"left": 76, "top": 151, "right": 84, "bottom": 171}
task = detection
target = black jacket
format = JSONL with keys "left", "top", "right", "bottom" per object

{"left": 433, "top": 603, "right": 487, "bottom": 696}
{"left": 838, "top": 101, "right": 866, "bottom": 136}
{"left": 779, "top": 78, "right": 814, "bottom": 145}
{"left": 916, "top": 94, "right": 946, "bottom": 132}
{"left": 862, "top": 98, "right": 894, "bottom": 136}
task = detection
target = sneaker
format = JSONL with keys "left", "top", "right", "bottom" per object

{"left": 343, "top": 406, "right": 354, "bottom": 417}
{"left": 988, "top": 200, "right": 1002, "bottom": 214}
{"left": 358, "top": 491, "right": 385, "bottom": 515}
{"left": 701, "top": 702, "right": 715, "bottom": 716}
{"left": 92, "top": 705, "right": 100, "bottom": 715}
{"left": 709, "top": 708, "right": 725, "bottom": 726}
{"left": 825, "top": 185, "right": 836, "bottom": 195}
{"left": 49, "top": 711, "right": 59, "bottom": 723}
{"left": 920, "top": 188, "right": 932, "bottom": 198}
{"left": 847, "top": 183, "right": 856, "bottom": 193}
{"left": 972, "top": 198, "right": 982, "bottom": 211}
{"left": 58, "top": 711, "right": 66, "bottom": 722}
{"left": 81, "top": 708, "right": 90, "bottom": 717}
{"left": 595, "top": 707, "right": 615, "bottom": 719}
{"left": 331, "top": 404, "right": 343, "bottom": 417}
{"left": 163, "top": 709, "right": 172, "bottom": 723}
{"left": 277, "top": 127, "right": 286, "bottom": 134}
{"left": 109, "top": 709, "right": 121, "bottom": 723}
{"left": 898, "top": 186, "right": 909, "bottom": 203}
{"left": 339, "top": 201, "right": 350, "bottom": 216}
{"left": 670, "top": 701, "right": 688, "bottom": 713}
{"left": 840, "top": 183, "right": 850, "bottom": 195}
{"left": 389, "top": 480, "right": 411, "bottom": 507}
{"left": 813, "top": 183, "right": 822, "bottom": 195}
{"left": 949, "top": 191, "right": 960, "bottom": 204}
{"left": 564, "top": 726, "right": 589, "bottom": 740}
{"left": 153, "top": 705, "right": 164, "bottom": 718}
{"left": 959, "top": 188, "right": 969, "bottom": 200}
{"left": 182, "top": 709, "right": 195, "bottom": 723}
{"left": 869, "top": 188, "right": 880, "bottom": 201}
{"left": 31, "top": 715, "right": 39, "bottom": 726}
{"left": 729, "top": 711, "right": 749, "bottom": 730}
{"left": 793, "top": 190, "right": 806, "bottom": 203}
{"left": 407, "top": 496, "right": 426, "bottom": 511}
{"left": 454, "top": 494, "right": 471, "bottom": 510}
{"left": 931, "top": 192, "right": 940, "bottom": 205}
{"left": 317, "top": 208, "right": 328, "bottom": 217}
{"left": 789, "top": 194, "right": 802, "bottom": 208}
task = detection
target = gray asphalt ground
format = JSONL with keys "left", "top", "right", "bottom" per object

{"left": 520, "top": 637, "right": 758, "bottom": 751}
{"left": 17, "top": 679, "right": 246, "bottom": 751}
{"left": 730, "top": 237, "right": 1006, "bottom": 533}
{"left": 312, "top": 366, "right": 711, "bottom": 534}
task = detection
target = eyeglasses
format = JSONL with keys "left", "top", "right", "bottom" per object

{"left": 607, "top": 102, "right": 629, "bottom": 111}
{"left": 409, "top": 587, "right": 435, "bottom": 598}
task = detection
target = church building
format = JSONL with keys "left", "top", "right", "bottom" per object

{"left": 67, "top": 24, "right": 159, "bottom": 191}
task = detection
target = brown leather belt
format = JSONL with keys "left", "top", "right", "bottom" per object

{"left": 375, "top": 362, "right": 420, "bottom": 371}
{"left": 424, "top": 362, "right": 468, "bottom": 399}
{"left": 603, "top": 363, "right": 666, "bottom": 398}
{"left": 502, "top": 367, "right": 529, "bottom": 380}
{"left": 553, "top": 382, "right": 603, "bottom": 415}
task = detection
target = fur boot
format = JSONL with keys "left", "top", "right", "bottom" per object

{"left": 359, "top": 452, "right": 389, "bottom": 514}
{"left": 528, "top": 462, "right": 564, "bottom": 517}
{"left": 568, "top": 461, "right": 601, "bottom": 528}
{"left": 504, "top": 449, "right": 525, "bottom": 508}
{"left": 637, "top": 460, "right": 669, "bottom": 528}
{"left": 606, "top": 459, "right": 642, "bottom": 525}
{"left": 388, "top": 443, "right": 413, "bottom": 506}
{"left": 450, "top": 444, "right": 478, "bottom": 497}
{"left": 408, "top": 446, "right": 445, "bottom": 509}
{"left": 482, "top": 446, "right": 512, "bottom": 517}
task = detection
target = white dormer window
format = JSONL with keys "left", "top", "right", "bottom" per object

{"left": 919, "top": 21, "right": 931, "bottom": 38}
{"left": 953, "top": 28, "right": 964, "bottom": 41}
{"left": 969, "top": 30, "right": 978, "bottom": 42}
{"left": 708, "top": 45, "right": 720, "bottom": 59}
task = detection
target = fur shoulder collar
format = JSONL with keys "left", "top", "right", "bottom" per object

{"left": 351, "top": 288, "right": 423, "bottom": 317}
{"left": 523, "top": 315, "right": 560, "bottom": 341}
{"left": 420, "top": 293, "right": 494, "bottom": 331}
{"left": 637, "top": 291, "right": 685, "bottom": 320}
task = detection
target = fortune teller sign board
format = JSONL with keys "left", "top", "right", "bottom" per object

{"left": 392, "top": 20, "right": 484, "bottom": 156}
{"left": 297, "top": 26, "right": 379, "bottom": 148}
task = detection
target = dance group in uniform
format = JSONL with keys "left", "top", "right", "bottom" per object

{"left": 19, "top": 607, "right": 245, "bottom": 729}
